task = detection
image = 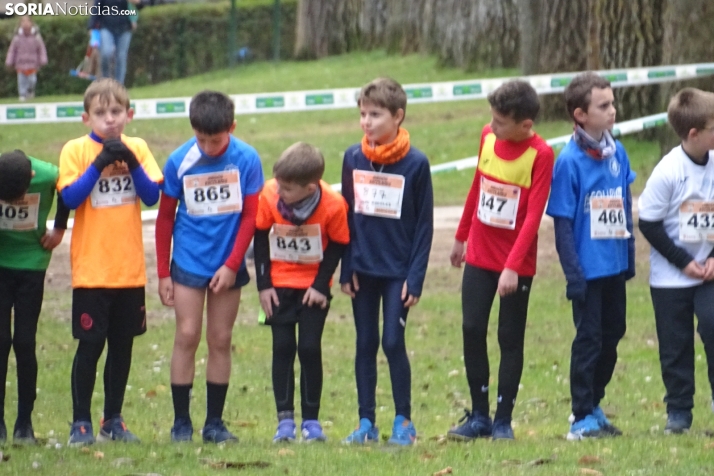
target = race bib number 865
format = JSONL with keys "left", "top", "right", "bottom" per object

{"left": 183, "top": 170, "right": 242, "bottom": 217}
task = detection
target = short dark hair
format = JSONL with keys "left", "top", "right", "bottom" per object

{"left": 189, "top": 91, "right": 235, "bottom": 135}
{"left": 667, "top": 87, "right": 714, "bottom": 140}
{"left": 358, "top": 77, "right": 407, "bottom": 118}
{"left": 487, "top": 80, "right": 540, "bottom": 122}
{"left": 564, "top": 72, "right": 612, "bottom": 122}
{"left": 273, "top": 142, "right": 325, "bottom": 186}
{"left": 0, "top": 150, "right": 32, "bottom": 201}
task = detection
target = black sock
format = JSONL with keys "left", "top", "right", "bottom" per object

{"left": 206, "top": 381, "right": 228, "bottom": 424}
{"left": 172, "top": 384, "right": 193, "bottom": 421}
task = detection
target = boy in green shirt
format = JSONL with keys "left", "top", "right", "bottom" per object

{"left": 0, "top": 150, "right": 69, "bottom": 444}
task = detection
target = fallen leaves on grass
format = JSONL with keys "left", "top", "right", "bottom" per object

{"left": 432, "top": 467, "right": 452, "bottom": 476}
{"left": 93, "top": 451, "right": 104, "bottom": 459}
{"left": 277, "top": 448, "right": 295, "bottom": 457}
{"left": 579, "top": 469, "right": 603, "bottom": 476}
{"left": 502, "top": 456, "right": 554, "bottom": 466}
{"left": 111, "top": 457, "right": 134, "bottom": 467}
{"left": 199, "top": 458, "right": 271, "bottom": 470}
{"left": 578, "top": 455, "right": 602, "bottom": 465}
{"left": 0, "top": 451, "right": 9, "bottom": 462}
{"left": 705, "top": 441, "right": 714, "bottom": 449}
{"left": 420, "top": 452, "right": 435, "bottom": 462}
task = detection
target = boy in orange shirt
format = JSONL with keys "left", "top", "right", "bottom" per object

{"left": 254, "top": 142, "right": 349, "bottom": 443}
{"left": 57, "top": 78, "right": 163, "bottom": 446}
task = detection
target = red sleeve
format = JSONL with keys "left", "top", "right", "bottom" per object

{"left": 503, "top": 145, "right": 555, "bottom": 271}
{"left": 155, "top": 193, "right": 178, "bottom": 279}
{"left": 455, "top": 127, "right": 489, "bottom": 242}
{"left": 224, "top": 193, "right": 259, "bottom": 272}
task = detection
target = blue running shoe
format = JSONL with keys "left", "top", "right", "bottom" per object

{"left": 98, "top": 416, "right": 140, "bottom": 443}
{"left": 664, "top": 410, "right": 692, "bottom": 435}
{"left": 343, "top": 418, "right": 379, "bottom": 444}
{"left": 447, "top": 410, "right": 492, "bottom": 441}
{"left": 567, "top": 414, "right": 602, "bottom": 441}
{"left": 387, "top": 415, "right": 416, "bottom": 446}
{"left": 301, "top": 420, "right": 327, "bottom": 443}
{"left": 171, "top": 417, "right": 194, "bottom": 442}
{"left": 68, "top": 420, "right": 95, "bottom": 446}
{"left": 202, "top": 418, "right": 238, "bottom": 444}
{"left": 273, "top": 418, "right": 296, "bottom": 443}
{"left": 592, "top": 406, "right": 622, "bottom": 436}
{"left": 491, "top": 419, "right": 515, "bottom": 440}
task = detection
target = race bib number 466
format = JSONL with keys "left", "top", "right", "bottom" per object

{"left": 679, "top": 201, "right": 714, "bottom": 243}
{"left": 477, "top": 177, "right": 520, "bottom": 230}
{"left": 590, "top": 197, "right": 629, "bottom": 239}
{"left": 269, "top": 224, "right": 323, "bottom": 263}
{"left": 0, "top": 193, "right": 40, "bottom": 231}
{"left": 353, "top": 170, "right": 405, "bottom": 219}
{"left": 183, "top": 170, "right": 242, "bottom": 217}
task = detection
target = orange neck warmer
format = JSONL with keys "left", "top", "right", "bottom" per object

{"left": 361, "top": 128, "right": 411, "bottom": 165}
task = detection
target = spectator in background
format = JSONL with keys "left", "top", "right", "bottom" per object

{"left": 88, "top": 0, "right": 141, "bottom": 85}
{"left": 5, "top": 16, "right": 47, "bottom": 102}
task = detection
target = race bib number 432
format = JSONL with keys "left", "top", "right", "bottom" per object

{"left": 183, "top": 170, "right": 242, "bottom": 217}
{"left": 679, "top": 201, "right": 714, "bottom": 242}
{"left": 353, "top": 170, "right": 405, "bottom": 219}
{"left": 590, "top": 197, "right": 629, "bottom": 239}
{"left": 0, "top": 193, "right": 40, "bottom": 231}
{"left": 269, "top": 224, "right": 323, "bottom": 264}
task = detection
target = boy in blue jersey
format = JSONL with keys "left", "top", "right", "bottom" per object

{"left": 340, "top": 77, "right": 434, "bottom": 446}
{"left": 546, "top": 72, "right": 635, "bottom": 440}
{"left": 155, "top": 91, "right": 264, "bottom": 443}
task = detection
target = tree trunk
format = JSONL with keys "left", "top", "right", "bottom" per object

{"left": 293, "top": 0, "right": 359, "bottom": 59}
{"left": 358, "top": 0, "right": 389, "bottom": 49}
{"left": 518, "top": 0, "right": 543, "bottom": 75}
{"left": 384, "top": 0, "right": 428, "bottom": 54}
{"left": 657, "top": 0, "right": 714, "bottom": 155}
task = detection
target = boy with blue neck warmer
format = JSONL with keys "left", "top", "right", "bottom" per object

{"left": 546, "top": 72, "right": 635, "bottom": 440}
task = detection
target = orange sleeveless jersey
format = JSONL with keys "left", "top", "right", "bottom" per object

{"left": 256, "top": 179, "right": 350, "bottom": 290}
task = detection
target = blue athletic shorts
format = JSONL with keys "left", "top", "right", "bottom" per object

{"left": 170, "top": 261, "right": 250, "bottom": 290}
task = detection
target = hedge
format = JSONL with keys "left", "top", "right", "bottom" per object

{"left": 0, "top": 1, "right": 296, "bottom": 98}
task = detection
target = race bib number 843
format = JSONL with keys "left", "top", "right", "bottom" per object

{"left": 269, "top": 224, "right": 323, "bottom": 263}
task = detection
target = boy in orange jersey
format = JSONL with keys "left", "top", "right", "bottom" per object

{"left": 254, "top": 142, "right": 349, "bottom": 443}
{"left": 57, "top": 78, "right": 163, "bottom": 446}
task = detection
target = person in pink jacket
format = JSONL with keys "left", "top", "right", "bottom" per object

{"left": 5, "top": 16, "right": 48, "bottom": 101}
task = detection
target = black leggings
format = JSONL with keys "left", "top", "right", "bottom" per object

{"left": 461, "top": 264, "right": 532, "bottom": 421}
{"left": 0, "top": 268, "right": 45, "bottom": 422}
{"left": 71, "top": 333, "right": 134, "bottom": 422}
{"left": 271, "top": 310, "right": 327, "bottom": 421}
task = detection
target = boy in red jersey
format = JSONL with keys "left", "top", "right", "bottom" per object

{"left": 447, "top": 80, "right": 554, "bottom": 441}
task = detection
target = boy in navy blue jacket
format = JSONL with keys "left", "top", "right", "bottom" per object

{"left": 546, "top": 72, "right": 635, "bottom": 440}
{"left": 340, "top": 77, "right": 434, "bottom": 446}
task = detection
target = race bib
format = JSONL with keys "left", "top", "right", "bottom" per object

{"left": 679, "top": 200, "right": 714, "bottom": 243}
{"left": 269, "top": 223, "right": 323, "bottom": 263}
{"left": 477, "top": 177, "right": 520, "bottom": 230}
{"left": 353, "top": 170, "right": 405, "bottom": 219}
{"left": 183, "top": 170, "right": 242, "bottom": 217}
{"left": 0, "top": 193, "right": 40, "bottom": 231}
{"left": 590, "top": 197, "right": 629, "bottom": 239}
{"left": 90, "top": 165, "right": 136, "bottom": 208}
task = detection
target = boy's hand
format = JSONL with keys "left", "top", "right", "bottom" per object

{"left": 40, "top": 228, "right": 65, "bottom": 250}
{"left": 703, "top": 258, "right": 714, "bottom": 281}
{"left": 566, "top": 279, "right": 587, "bottom": 302}
{"left": 259, "top": 288, "right": 280, "bottom": 318}
{"left": 341, "top": 272, "right": 360, "bottom": 298}
{"left": 303, "top": 287, "right": 328, "bottom": 309}
{"left": 683, "top": 260, "right": 706, "bottom": 280}
{"left": 401, "top": 281, "right": 420, "bottom": 307}
{"left": 92, "top": 146, "right": 117, "bottom": 172}
{"left": 104, "top": 139, "right": 140, "bottom": 170}
{"left": 158, "top": 277, "right": 174, "bottom": 306}
{"left": 450, "top": 240, "right": 466, "bottom": 268}
{"left": 209, "top": 265, "right": 237, "bottom": 293}
{"left": 497, "top": 268, "right": 518, "bottom": 297}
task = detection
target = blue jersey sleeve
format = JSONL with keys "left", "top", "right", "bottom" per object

{"left": 161, "top": 156, "right": 182, "bottom": 199}
{"left": 241, "top": 148, "right": 265, "bottom": 196}
{"left": 546, "top": 155, "right": 577, "bottom": 219}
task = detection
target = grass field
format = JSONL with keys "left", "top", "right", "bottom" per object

{"left": 1, "top": 51, "right": 708, "bottom": 475}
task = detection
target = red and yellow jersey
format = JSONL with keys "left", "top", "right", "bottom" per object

{"left": 57, "top": 134, "right": 163, "bottom": 288}
{"left": 456, "top": 125, "right": 554, "bottom": 276}
{"left": 256, "top": 179, "right": 349, "bottom": 289}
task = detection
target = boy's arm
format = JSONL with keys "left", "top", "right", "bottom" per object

{"left": 638, "top": 219, "right": 694, "bottom": 269}
{"left": 406, "top": 160, "right": 434, "bottom": 297}
{"left": 253, "top": 228, "right": 272, "bottom": 290}
{"left": 339, "top": 153, "right": 355, "bottom": 284}
{"left": 625, "top": 185, "right": 636, "bottom": 280}
{"left": 455, "top": 130, "right": 488, "bottom": 244}
{"left": 503, "top": 146, "right": 555, "bottom": 271}
{"left": 223, "top": 193, "right": 259, "bottom": 272}
{"left": 105, "top": 139, "right": 160, "bottom": 206}
{"left": 40, "top": 192, "right": 69, "bottom": 250}
{"left": 311, "top": 242, "right": 348, "bottom": 296}
{"left": 53, "top": 192, "right": 70, "bottom": 229}
{"left": 59, "top": 141, "right": 119, "bottom": 209}
{"left": 155, "top": 192, "right": 177, "bottom": 279}
{"left": 553, "top": 217, "right": 587, "bottom": 301}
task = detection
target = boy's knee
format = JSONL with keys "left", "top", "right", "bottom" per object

{"left": 175, "top": 328, "right": 201, "bottom": 351}
{"left": 206, "top": 331, "right": 232, "bottom": 353}
{"left": 381, "top": 336, "right": 405, "bottom": 359}
{"left": 297, "top": 341, "right": 321, "bottom": 360}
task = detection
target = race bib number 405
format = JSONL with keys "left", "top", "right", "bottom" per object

{"left": 679, "top": 201, "right": 714, "bottom": 242}
{"left": 91, "top": 166, "right": 136, "bottom": 208}
{"left": 477, "top": 177, "right": 520, "bottom": 230}
{"left": 269, "top": 224, "right": 323, "bottom": 263}
{"left": 0, "top": 193, "right": 40, "bottom": 231}
{"left": 183, "top": 170, "right": 242, "bottom": 217}
{"left": 353, "top": 170, "right": 405, "bottom": 219}
{"left": 590, "top": 197, "right": 629, "bottom": 239}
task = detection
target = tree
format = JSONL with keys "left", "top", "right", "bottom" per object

{"left": 293, "top": 0, "right": 359, "bottom": 59}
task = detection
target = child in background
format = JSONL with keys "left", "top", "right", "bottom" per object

{"left": 341, "top": 77, "right": 433, "bottom": 446}
{"left": 0, "top": 150, "right": 69, "bottom": 445}
{"left": 155, "top": 90, "right": 263, "bottom": 444}
{"left": 254, "top": 142, "right": 349, "bottom": 443}
{"left": 5, "top": 16, "right": 47, "bottom": 101}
